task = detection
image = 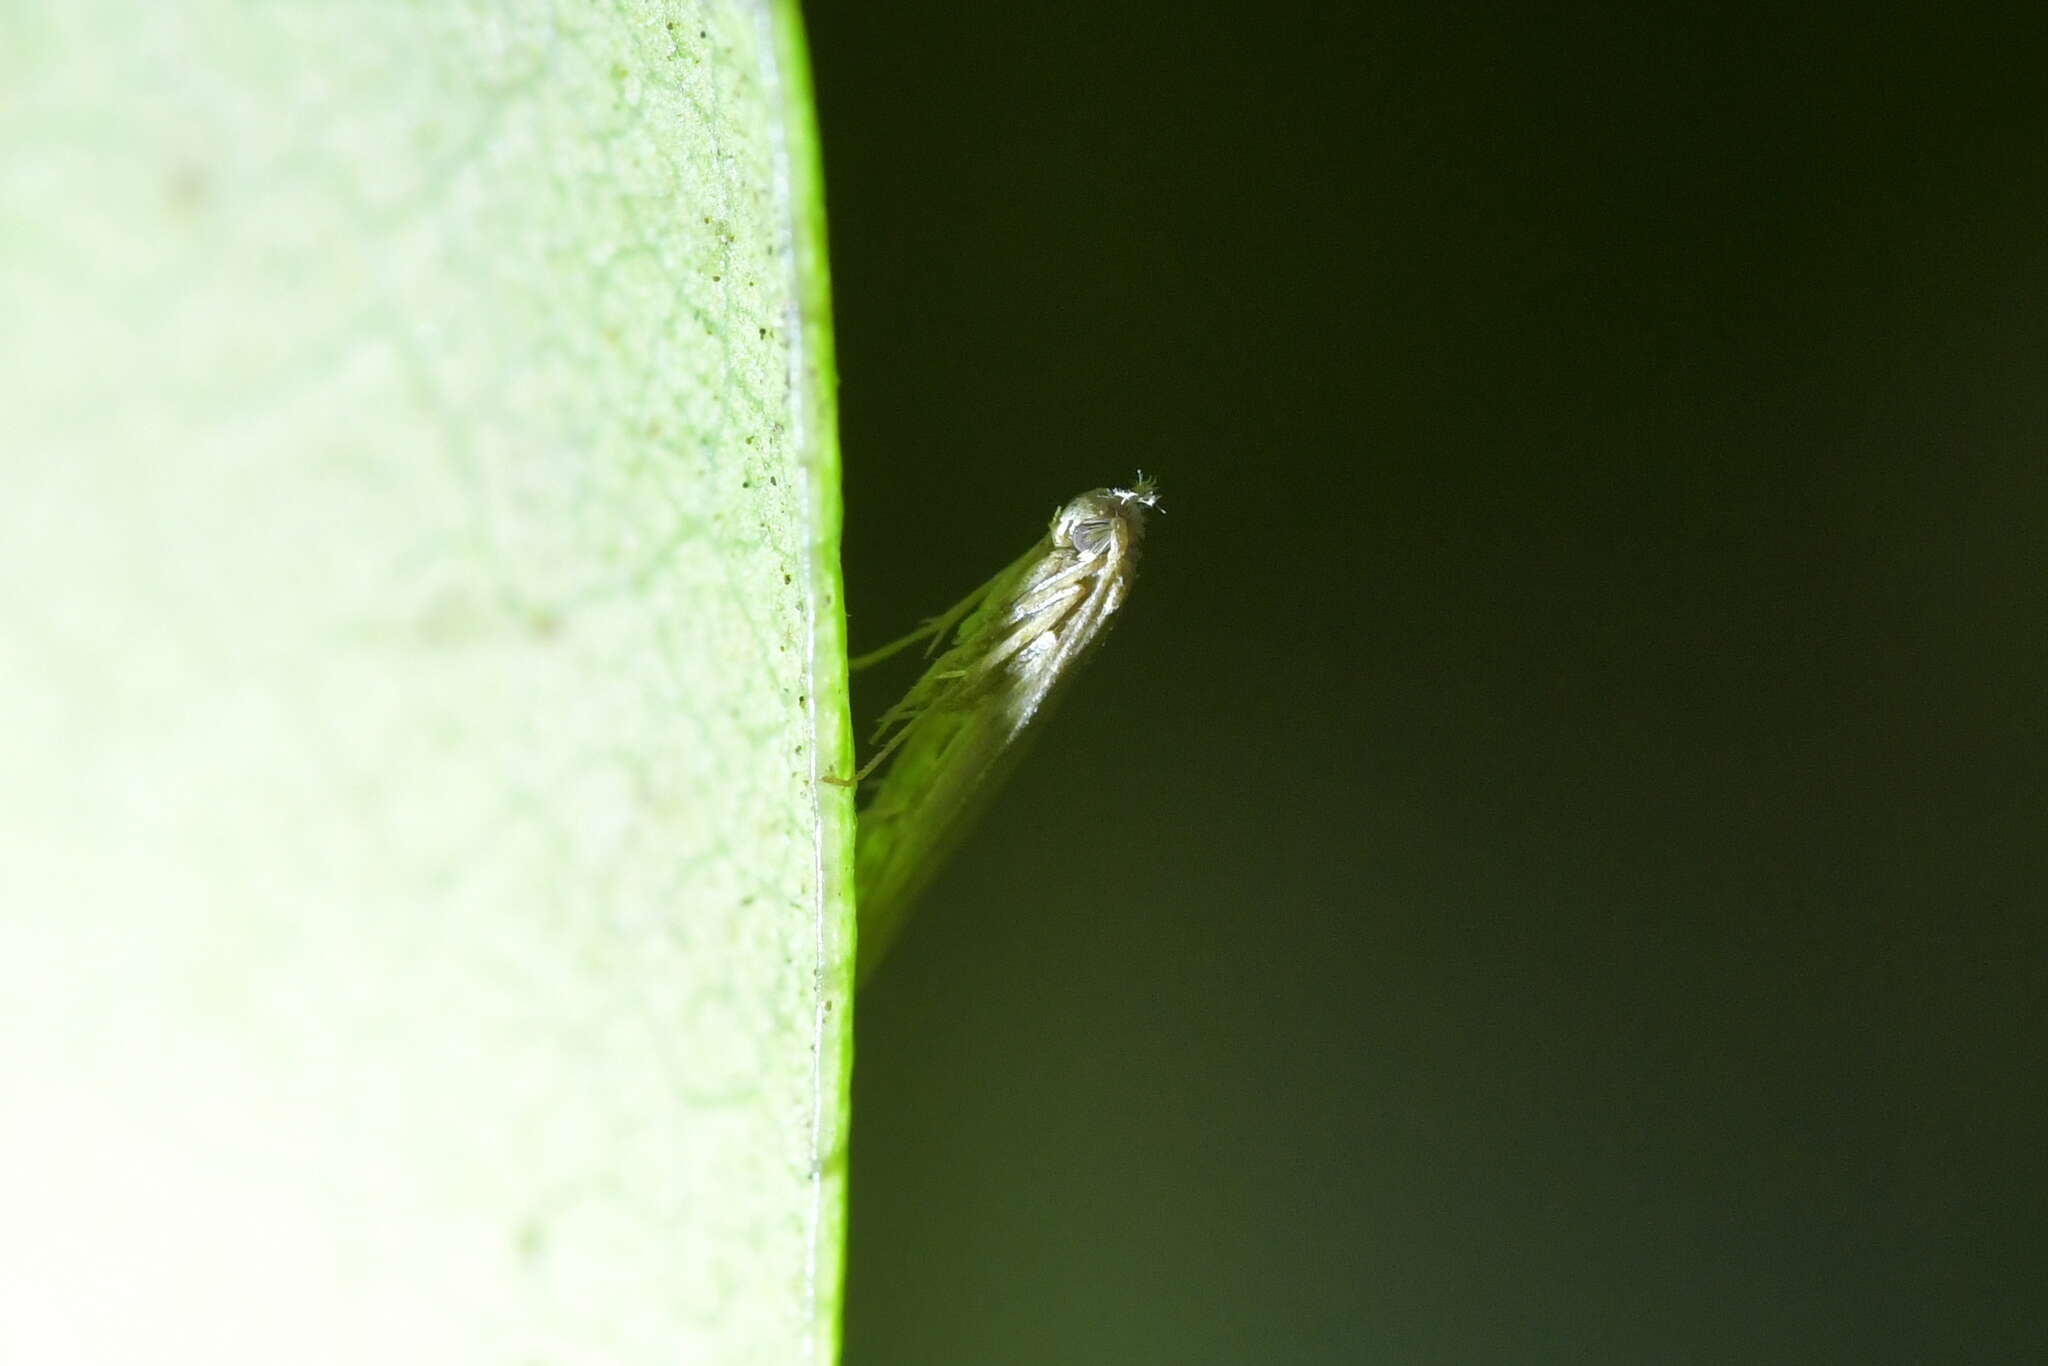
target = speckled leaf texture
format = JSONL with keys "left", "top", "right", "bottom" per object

{"left": 0, "top": 3, "right": 854, "bottom": 1362}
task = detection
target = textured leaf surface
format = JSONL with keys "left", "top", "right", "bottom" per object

{"left": 0, "top": 3, "right": 852, "bottom": 1362}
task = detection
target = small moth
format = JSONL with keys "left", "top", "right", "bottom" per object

{"left": 841, "top": 477, "right": 1160, "bottom": 981}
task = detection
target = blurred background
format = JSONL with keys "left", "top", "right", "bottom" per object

{"left": 803, "top": 4, "right": 2047, "bottom": 1362}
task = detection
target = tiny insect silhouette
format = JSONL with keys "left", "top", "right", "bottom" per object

{"left": 837, "top": 478, "right": 1161, "bottom": 981}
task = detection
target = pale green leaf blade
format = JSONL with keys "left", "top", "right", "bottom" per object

{"left": 0, "top": 2, "right": 853, "bottom": 1363}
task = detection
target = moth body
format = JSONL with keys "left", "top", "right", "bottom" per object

{"left": 849, "top": 479, "right": 1158, "bottom": 980}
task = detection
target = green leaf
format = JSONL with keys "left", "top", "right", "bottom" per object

{"left": 0, "top": 2, "right": 854, "bottom": 1362}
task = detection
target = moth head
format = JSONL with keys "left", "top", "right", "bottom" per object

{"left": 1058, "top": 477, "right": 1160, "bottom": 557}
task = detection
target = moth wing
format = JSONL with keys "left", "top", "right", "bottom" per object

{"left": 854, "top": 688, "right": 1032, "bottom": 980}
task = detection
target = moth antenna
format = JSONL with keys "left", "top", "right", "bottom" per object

{"left": 1116, "top": 472, "right": 1163, "bottom": 512}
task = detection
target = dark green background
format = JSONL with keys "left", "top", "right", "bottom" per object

{"left": 804, "top": 4, "right": 2047, "bottom": 1362}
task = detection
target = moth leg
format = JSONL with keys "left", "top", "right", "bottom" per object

{"left": 1014, "top": 557, "right": 1094, "bottom": 613}
{"left": 869, "top": 666, "right": 970, "bottom": 739}
{"left": 1011, "top": 583, "right": 1084, "bottom": 629}
{"left": 980, "top": 583, "right": 1086, "bottom": 670}
{"left": 1012, "top": 545, "right": 1107, "bottom": 608}
{"left": 845, "top": 659, "right": 981, "bottom": 782}
{"left": 834, "top": 719, "right": 921, "bottom": 785}
{"left": 848, "top": 616, "right": 949, "bottom": 671}
{"left": 975, "top": 625, "right": 1053, "bottom": 676}
{"left": 848, "top": 552, "right": 1029, "bottom": 669}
